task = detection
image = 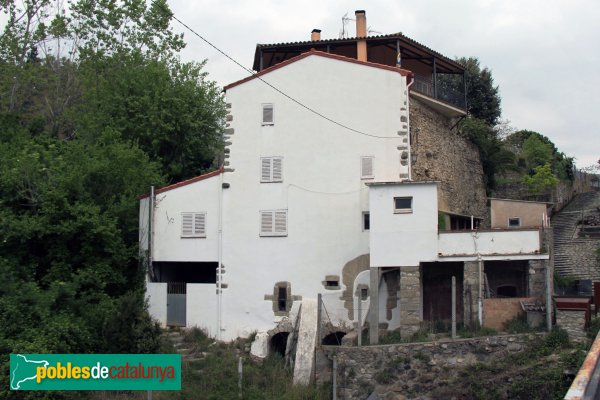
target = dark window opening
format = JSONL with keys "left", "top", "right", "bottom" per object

{"left": 326, "top": 280, "right": 339, "bottom": 288}
{"left": 361, "top": 288, "right": 369, "bottom": 300}
{"left": 322, "top": 332, "right": 346, "bottom": 346}
{"left": 394, "top": 197, "right": 413, "bottom": 213}
{"left": 508, "top": 217, "right": 521, "bottom": 228}
{"left": 269, "top": 332, "right": 289, "bottom": 357}
{"left": 278, "top": 287, "right": 287, "bottom": 312}
{"left": 152, "top": 261, "right": 217, "bottom": 283}
{"left": 362, "top": 212, "right": 370, "bottom": 230}
{"left": 497, "top": 285, "right": 517, "bottom": 298}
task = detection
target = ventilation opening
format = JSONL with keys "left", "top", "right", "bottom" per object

{"left": 269, "top": 332, "right": 289, "bottom": 357}
{"left": 322, "top": 332, "right": 346, "bottom": 346}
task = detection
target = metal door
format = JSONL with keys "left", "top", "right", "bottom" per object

{"left": 167, "top": 282, "right": 186, "bottom": 327}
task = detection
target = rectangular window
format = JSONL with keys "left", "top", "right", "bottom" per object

{"left": 262, "top": 103, "right": 274, "bottom": 125}
{"left": 277, "top": 286, "right": 287, "bottom": 311}
{"left": 260, "top": 157, "right": 283, "bottom": 183}
{"left": 260, "top": 210, "right": 287, "bottom": 236}
{"left": 508, "top": 217, "right": 521, "bottom": 228}
{"left": 181, "top": 212, "right": 206, "bottom": 238}
{"left": 361, "top": 156, "right": 374, "bottom": 179}
{"left": 362, "top": 212, "right": 370, "bottom": 231}
{"left": 393, "top": 197, "right": 413, "bottom": 213}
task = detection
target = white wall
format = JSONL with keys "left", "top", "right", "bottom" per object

{"left": 146, "top": 282, "right": 167, "bottom": 326}
{"left": 438, "top": 230, "right": 542, "bottom": 257}
{"left": 152, "top": 174, "right": 221, "bottom": 262}
{"left": 186, "top": 283, "right": 219, "bottom": 338}
{"left": 369, "top": 182, "right": 439, "bottom": 267}
{"left": 218, "top": 54, "right": 408, "bottom": 339}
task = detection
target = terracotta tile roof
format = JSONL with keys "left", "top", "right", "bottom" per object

{"left": 224, "top": 49, "right": 412, "bottom": 91}
{"left": 139, "top": 167, "right": 224, "bottom": 199}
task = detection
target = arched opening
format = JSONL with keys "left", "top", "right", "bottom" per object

{"left": 269, "top": 332, "right": 289, "bottom": 357}
{"left": 497, "top": 285, "right": 517, "bottom": 298}
{"left": 322, "top": 332, "right": 346, "bottom": 346}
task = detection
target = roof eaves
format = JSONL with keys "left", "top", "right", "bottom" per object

{"left": 139, "top": 167, "right": 224, "bottom": 199}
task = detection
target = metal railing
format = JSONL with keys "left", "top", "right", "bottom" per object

{"left": 564, "top": 329, "right": 600, "bottom": 400}
{"left": 412, "top": 74, "right": 466, "bottom": 110}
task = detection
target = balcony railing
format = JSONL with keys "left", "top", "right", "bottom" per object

{"left": 413, "top": 74, "right": 466, "bottom": 110}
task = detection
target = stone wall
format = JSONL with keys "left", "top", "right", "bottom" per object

{"left": 320, "top": 333, "right": 541, "bottom": 400}
{"left": 410, "top": 97, "right": 487, "bottom": 220}
{"left": 463, "top": 261, "right": 480, "bottom": 326}
{"left": 556, "top": 310, "right": 587, "bottom": 342}
{"left": 399, "top": 266, "right": 421, "bottom": 339}
{"left": 483, "top": 298, "right": 525, "bottom": 330}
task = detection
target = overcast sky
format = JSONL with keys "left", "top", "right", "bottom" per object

{"left": 170, "top": 0, "right": 599, "bottom": 168}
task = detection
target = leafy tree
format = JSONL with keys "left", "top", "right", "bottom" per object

{"left": 457, "top": 57, "right": 502, "bottom": 126}
{"left": 522, "top": 134, "right": 554, "bottom": 169}
{"left": 523, "top": 163, "right": 559, "bottom": 195}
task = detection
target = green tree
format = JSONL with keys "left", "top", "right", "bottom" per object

{"left": 523, "top": 163, "right": 559, "bottom": 195}
{"left": 457, "top": 57, "right": 502, "bottom": 126}
{"left": 522, "top": 134, "right": 554, "bottom": 169}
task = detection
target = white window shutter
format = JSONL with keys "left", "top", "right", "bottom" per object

{"left": 272, "top": 158, "right": 283, "bottom": 182}
{"left": 262, "top": 104, "right": 273, "bottom": 124}
{"left": 260, "top": 211, "right": 273, "bottom": 234}
{"left": 181, "top": 213, "right": 193, "bottom": 237}
{"left": 261, "top": 158, "right": 272, "bottom": 182}
{"left": 361, "top": 157, "right": 374, "bottom": 179}
{"left": 194, "top": 213, "right": 206, "bottom": 236}
{"left": 274, "top": 211, "right": 287, "bottom": 234}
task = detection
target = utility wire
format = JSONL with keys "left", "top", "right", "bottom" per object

{"left": 166, "top": 9, "right": 400, "bottom": 140}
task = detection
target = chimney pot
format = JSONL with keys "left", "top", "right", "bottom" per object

{"left": 311, "top": 29, "right": 321, "bottom": 41}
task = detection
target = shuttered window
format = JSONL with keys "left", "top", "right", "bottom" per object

{"left": 361, "top": 156, "right": 374, "bottom": 179}
{"left": 181, "top": 212, "right": 206, "bottom": 238}
{"left": 260, "top": 157, "right": 283, "bottom": 182}
{"left": 260, "top": 210, "right": 287, "bottom": 236}
{"left": 262, "top": 103, "right": 274, "bottom": 125}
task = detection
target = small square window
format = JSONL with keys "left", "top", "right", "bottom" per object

{"left": 508, "top": 217, "right": 521, "bottom": 228}
{"left": 260, "top": 210, "right": 287, "bottom": 236}
{"left": 361, "top": 288, "right": 369, "bottom": 300}
{"left": 393, "top": 197, "right": 413, "bottom": 213}
{"left": 262, "top": 103, "right": 274, "bottom": 125}
{"left": 362, "top": 212, "right": 370, "bottom": 231}
{"left": 181, "top": 212, "right": 206, "bottom": 238}
{"left": 260, "top": 157, "right": 283, "bottom": 183}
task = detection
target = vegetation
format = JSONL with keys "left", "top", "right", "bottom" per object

{"left": 0, "top": 0, "right": 224, "bottom": 398}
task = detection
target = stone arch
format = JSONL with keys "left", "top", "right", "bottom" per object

{"left": 340, "top": 254, "right": 370, "bottom": 319}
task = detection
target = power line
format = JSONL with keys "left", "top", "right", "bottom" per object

{"left": 167, "top": 10, "right": 399, "bottom": 140}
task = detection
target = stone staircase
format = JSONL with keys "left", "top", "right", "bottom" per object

{"left": 163, "top": 329, "right": 205, "bottom": 362}
{"left": 552, "top": 191, "right": 600, "bottom": 279}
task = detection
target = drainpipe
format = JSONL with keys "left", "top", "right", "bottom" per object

{"left": 148, "top": 186, "right": 155, "bottom": 280}
{"left": 217, "top": 171, "right": 224, "bottom": 340}
{"left": 406, "top": 76, "right": 414, "bottom": 180}
{"left": 477, "top": 254, "right": 483, "bottom": 326}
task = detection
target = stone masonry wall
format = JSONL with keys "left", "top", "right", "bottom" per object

{"left": 410, "top": 97, "right": 488, "bottom": 220}
{"left": 556, "top": 310, "right": 587, "bottom": 342}
{"left": 399, "top": 266, "right": 421, "bottom": 339}
{"left": 320, "top": 333, "right": 541, "bottom": 400}
{"left": 463, "top": 261, "right": 479, "bottom": 326}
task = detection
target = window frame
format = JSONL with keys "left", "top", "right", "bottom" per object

{"left": 262, "top": 103, "right": 274, "bottom": 126}
{"left": 260, "top": 156, "right": 283, "bottom": 183}
{"left": 362, "top": 211, "right": 370, "bottom": 231}
{"left": 508, "top": 217, "right": 521, "bottom": 228}
{"left": 393, "top": 197, "right": 413, "bottom": 214}
{"left": 259, "top": 209, "right": 288, "bottom": 237}
{"left": 181, "top": 211, "right": 207, "bottom": 238}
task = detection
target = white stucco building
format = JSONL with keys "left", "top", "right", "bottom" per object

{"left": 140, "top": 11, "right": 551, "bottom": 351}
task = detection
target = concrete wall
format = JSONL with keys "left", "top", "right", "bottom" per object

{"left": 409, "top": 96, "right": 487, "bottom": 219}
{"left": 151, "top": 174, "right": 221, "bottom": 262}
{"left": 187, "top": 283, "right": 218, "bottom": 338}
{"left": 146, "top": 282, "right": 167, "bottom": 326}
{"left": 438, "top": 229, "right": 543, "bottom": 257}
{"left": 369, "top": 182, "right": 438, "bottom": 267}
{"left": 219, "top": 54, "right": 409, "bottom": 340}
{"left": 490, "top": 199, "right": 548, "bottom": 228}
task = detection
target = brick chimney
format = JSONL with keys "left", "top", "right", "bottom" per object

{"left": 311, "top": 29, "right": 321, "bottom": 41}
{"left": 355, "top": 10, "right": 367, "bottom": 61}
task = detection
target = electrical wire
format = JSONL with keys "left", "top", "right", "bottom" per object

{"left": 166, "top": 9, "right": 402, "bottom": 140}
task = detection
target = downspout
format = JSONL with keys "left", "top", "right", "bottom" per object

{"left": 217, "top": 170, "right": 224, "bottom": 340}
{"left": 406, "top": 75, "right": 414, "bottom": 180}
{"left": 148, "top": 186, "right": 155, "bottom": 281}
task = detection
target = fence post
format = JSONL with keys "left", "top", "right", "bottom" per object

{"left": 332, "top": 355, "right": 337, "bottom": 400}
{"left": 357, "top": 294, "right": 362, "bottom": 347}
{"left": 238, "top": 356, "right": 243, "bottom": 399}
{"left": 317, "top": 293, "right": 322, "bottom": 347}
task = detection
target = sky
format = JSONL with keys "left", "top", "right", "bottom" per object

{"left": 169, "top": 0, "right": 599, "bottom": 168}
